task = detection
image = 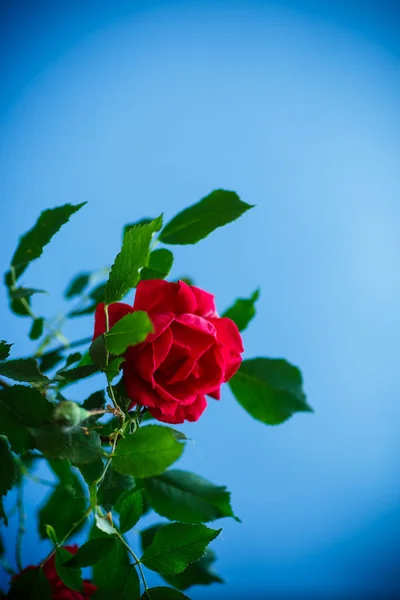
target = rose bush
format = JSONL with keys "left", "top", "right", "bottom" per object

{"left": 94, "top": 279, "right": 244, "bottom": 423}
{"left": 13, "top": 546, "right": 97, "bottom": 600}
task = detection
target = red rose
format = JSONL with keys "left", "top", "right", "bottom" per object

{"left": 13, "top": 546, "right": 97, "bottom": 600}
{"left": 94, "top": 280, "right": 243, "bottom": 424}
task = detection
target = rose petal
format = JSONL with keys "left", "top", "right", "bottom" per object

{"left": 207, "top": 386, "right": 221, "bottom": 400}
{"left": 123, "top": 370, "right": 179, "bottom": 416}
{"left": 153, "top": 327, "right": 173, "bottom": 368}
{"left": 93, "top": 302, "right": 134, "bottom": 339}
{"left": 191, "top": 286, "right": 218, "bottom": 317}
{"left": 195, "top": 346, "right": 225, "bottom": 392}
{"left": 149, "top": 394, "right": 207, "bottom": 424}
{"left": 210, "top": 316, "right": 244, "bottom": 380}
{"left": 133, "top": 280, "right": 197, "bottom": 314}
{"left": 171, "top": 315, "right": 216, "bottom": 359}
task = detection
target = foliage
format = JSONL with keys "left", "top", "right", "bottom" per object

{"left": 0, "top": 189, "right": 311, "bottom": 598}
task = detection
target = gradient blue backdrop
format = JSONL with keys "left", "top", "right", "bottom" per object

{"left": 0, "top": 1, "right": 399, "bottom": 598}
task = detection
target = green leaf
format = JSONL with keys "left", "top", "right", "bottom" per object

{"left": 90, "top": 282, "right": 107, "bottom": 302}
{"left": 142, "top": 588, "right": 190, "bottom": 600}
{"left": 0, "top": 385, "right": 53, "bottom": 454}
{"left": 0, "top": 437, "right": 18, "bottom": 496}
{"left": 0, "top": 341, "right": 12, "bottom": 361}
{"left": 123, "top": 218, "right": 153, "bottom": 238}
{"left": 32, "top": 426, "right": 102, "bottom": 464}
{"left": 89, "top": 335, "right": 107, "bottom": 367}
{"left": 222, "top": 288, "right": 260, "bottom": 332}
{"left": 8, "top": 567, "right": 52, "bottom": 600}
{"left": 65, "top": 538, "right": 117, "bottom": 568}
{"left": 65, "top": 352, "right": 83, "bottom": 367}
{"left": 38, "top": 474, "right": 85, "bottom": 539}
{"left": 57, "top": 363, "right": 99, "bottom": 382}
{"left": 29, "top": 318, "right": 44, "bottom": 341}
{"left": 65, "top": 273, "right": 91, "bottom": 299}
{"left": 143, "top": 469, "right": 238, "bottom": 524}
{"left": 90, "top": 525, "right": 131, "bottom": 593}
{"left": 229, "top": 358, "right": 312, "bottom": 425}
{"left": 140, "top": 248, "right": 174, "bottom": 280}
{"left": 141, "top": 523, "right": 221, "bottom": 575}
{"left": 10, "top": 202, "right": 86, "bottom": 280}
{"left": 10, "top": 287, "right": 46, "bottom": 300}
{"left": 44, "top": 524, "right": 58, "bottom": 545}
{"left": 105, "top": 215, "right": 163, "bottom": 303}
{"left": 97, "top": 467, "right": 134, "bottom": 511}
{"left": 0, "top": 358, "right": 49, "bottom": 383}
{"left": 40, "top": 350, "right": 64, "bottom": 372}
{"left": 55, "top": 547, "right": 83, "bottom": 592}
{"left": 0, "top": 497, "right": 7, "bottom": 525}
{"left": 159, "top": 189, "right": 254, "bottom": 245}
{"left": 116, "top": 489, "right": 143, "bottom": 533}
{"left": 110, "top": 378, "right": 131, "bottom": 413}
{"left": 105, "top": 311, "right": 153, "bottom": 356}
{"left": 77, "top": 458, "right": 104, "bottom": 485}
{"left": 83, "top": 390, "right": 106, "bottom": 413}
{"left": 95, "top": 514, "right": 118, "bottom": 535}
{"left": 113, "top": 425, "right": 184, "bottom": 478}
{"left": 48, "top": 459, "right": 74, "bottom": 484}
{"left": 104, "top": 357, "right": 125, "bottom": 382}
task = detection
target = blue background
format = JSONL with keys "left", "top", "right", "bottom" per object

{"left": 0, "top": 1, "right": 399, "bottom": 598}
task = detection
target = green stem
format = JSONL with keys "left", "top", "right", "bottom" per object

{"left": 39, "top": 507, "right": 92, "bottom": 567}
{"left": 114, "top": 530, "right": 149, "bottom": 593}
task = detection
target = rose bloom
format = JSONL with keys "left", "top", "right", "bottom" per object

{"left": 13, "top": 545, "right": 97, "bottom": 600}
{"left": 94, "top": 280, "right": 244, "bottom": 424}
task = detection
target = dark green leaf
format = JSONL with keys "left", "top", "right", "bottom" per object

{"left": 11, "top": 288, "right": 46, "bottom": 300}
{"left": 113, "top": 425, "right": 184, "bottom": 478}
{"left": 110, "top": 378, "right": 131, "bottom": 413}
{"left": 48, "top": 459, "right": 74, "bottom": 484}
{"left": 105, "top": 311, "right": 153, "bottom": 356}
{"left": 0, "top": 385, "right": 53, "bottom": 454}
{"left": 89, "top": 335, "right": 107, "bottom": 367}
{"left": 57, "top": 363, "right": 99, "bottom": 382}
{"left": 0, "top": 341, "right": 12, "bottom": 361}
{"left": 38, "top": 474, "right": 85, "bottom": 539}
{"left": 90, "top": 525, "right": 131, "bottom": 592}
{"left": 0, "top": 497, "right": 7, "bottom": 525}
{"left": 29, "top": 318, "right": 44, "bottom": 341}
{"left": 0, "top": 359, "right": 48, "bottom": 383}
{"left": 104, "top": 357, "right": 125, "bottom": 382}
{"left": 0, "top": 437, "right": 18, "bottom": 496}
{"left": 32, "top": 426, "right": 102, "bottom": 464}
{"left": 116, "top": 489, "right": 143, "bottom": 533}
{"left": 143, "top": 469, "right": 238, "bottom": 524}
{"left": 55, "top": 547, "right": 83, "bottom": 592}
{"left": 230, "top": 358, "right": 312, "bottom": 425}
{"left": 77, "top": 459, "right": 104, "bottom": 485}
{"left": 68, "top": 304, "right": 98, "bottom": 318}
{"left": 140, "top": 248, "right": 174, "bottom": 280}
{"left": 89, "top": 282, "right": 107, "bottom": 302}
{"left": 141, "top": 523, "right": 221, "bottom": 575}
{"left": 10, "top": 202, "right": 86, "bottom": 280}
{"left": 106, "top": 215, "right": 163, "bottom": 303}
{"left": 65, "top": 273, "right": 91, "bottom": 299}
{"left": 159, "top": 189, "right": 254, "bottom": 245}
{"left": 66, "top": 538, "right": 117, "bottom": 568}
{"left": 141, "top": 588, "right": 190, "bottom": 600}
{"left": 40, "top": 350, "right": 64, "bottom": 372}
{"left": 65, "top": 352, "right": 83, "bottom": 367}
{"left": 8, "top": 567, "right": 52, "bottom": 600}
{"left": 222, "top": 288, "right": 260, "bottom": 332}
{"left": 83, "top": 390, "right": 106, "bottom": 412}
{"left": 97, "top": 467, "right": 134, "bottom": 511}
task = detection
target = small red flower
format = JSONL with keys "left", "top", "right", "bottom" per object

{"left": 94, "top": 280, "right": 244, "bottom": 424}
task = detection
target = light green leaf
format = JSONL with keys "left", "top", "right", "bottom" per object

{"left": 142, "top": 588, "right": 190, "bottom": 600}
{"left": 222, "top": 289, "right": 260, "bottom": 331}
{"left": 44, "top": 524, "right": 58, "bottom": 545}
{"left": 113, "top": 425, "right": 184, "bottom": 478}
{"left": 65, "top": 538, "right": 117, "bottom": 568}
{"left": 159, "top": 189, "right": 254, "bottom": 245}
{"left": 55, "top": 547, "right": 83, "bottom": 592}
{"left": 116, "top": 489, "right": 143, "bottom": 533}
{"left": 106, "top": 215, "right": 163, "bottom": 303}
{"left": 65, "top": 273, "right": 91, "bottom": 299}
{"left": 38, "top": 474, "right": 85, "bottom": 539}
{"left": 105, "top": 311, "right": 153, "bottom": 356}
{"left": 95, "top": 514, "right": 118, "bottom": 535}
{"left": 229, "top": 358, "right": 312, "bottom": 425}
{"left": 0, "top": 437, "right": 18, "bottom": 497}
{"left": 0, "top": 385, "right": 53, "bottom": 454}
{"left": 0, "top": 358, "right": 48, "bottom": 383}
{"left": 0, "top": 341, "right": 12, "bottom": 361}
{"left": 10, "top": 203, "right": 85, "bottom": 280}
{"left": 141, "top": 523, "right": 221, "bottom": 575}
{"left": 29, "top": 317, "right": 44, "bottom": 341}
{"left": 143, "top": 469, "right": 238, "bottom": 524}
{"left": 8, "top": 567, "right": 52, "bottom": 600}
{"left": 140, "top": 248, "right": 174, "bottom": 280}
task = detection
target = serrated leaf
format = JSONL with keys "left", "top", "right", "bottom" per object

{"left": 123, "top": 218, "right": 153, "bottom": 238}
{"left": 11, "top": 287, "right": 46, "bottom": 300}
{"left": 143, "top": 470, "right": 238, "bottom": 524}
{"left": 40, "top": 350, "right": 64, "bottom": 372}
{"left": 159, "top": 189, "right": 254, "bottom": 245}
{"left": 222, "top": 288, "right": 260, "bottom": 332}
{"left": 105, "top": 311, "right": 153, "bottom": 356}
{"left": 95, "top": 514, "right": 118, "bottom": 535}
{"left": 90, "top": 524, "right": 131, "bottom": 592}
{"left": 29, "top": 317, "right": 44, "bottom": 340}
{"left": 0, "top": 437, "right": 18, "bottom": 496}
{"left": 229, "top": 358, "right": 312, "bottom": 425}
{"left": 0, "top": 385, "right": 53, "bottom": 454}
{"left": 32, "top": 426, "right": 102, "bottom": 464}
{"left": 8, "top": 567, "right": 52, "bottom": 600}
{"left": 10, "top": 202, "right": 85, "bottom": 280}
{"left": 38, "top": 474, "right": 85, "bottom": 539}
{"left": 142, "top": 588, "right": 190, "bottom": 600}
{"left": 140, "top": 248, "right": 174, "bottom": 280}
{"left": 55, "top": 547, "right": 83, "bottom": 592}
{"left": 141, "top": 523, "right": 221, "bottom": 575}
{"left": 0, "top": 358, "right": 49, "bottom": 383}
{"left": 0, "top": 341, "right": 12, "bottom": 361}
{"left": 106, "top": 215, "right": 163, "bottom": 303}
{"left": 113, "top": 425, "right": 184, "bottom": 478}
{"left": 104, "top": 357, "right": 125, "bottom": 382}
{"left": 65, "top": 273, "right": 91, "bottom": 299}
{"left": 65, "top": 538, "right": 117, "bottom": 568}
{"left": 97, "top": 467, "right": 134, "bottom": 511}
{"left": 83, "top": 390, "right": 106, "bottom": 412}
{"left": 116, "top": 489, "right": 143, "bottom": 533}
